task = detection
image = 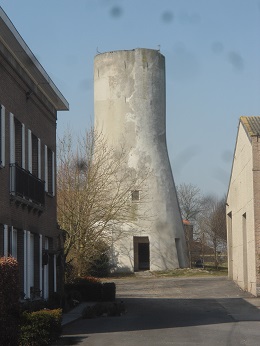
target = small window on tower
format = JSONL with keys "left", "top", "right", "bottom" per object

{"left": 131, "top": 190, "right": 140, "bottom": 201}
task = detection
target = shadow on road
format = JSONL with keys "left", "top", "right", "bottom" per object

{"left": 52, "top": 336, "right": 88, "bottom": 345}
{"left": 61, "top": 297, "right": 260, "bottom": 337}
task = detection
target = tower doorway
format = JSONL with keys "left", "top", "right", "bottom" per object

{"left": 134, "top": 236, "right": 150, "bottom": 271}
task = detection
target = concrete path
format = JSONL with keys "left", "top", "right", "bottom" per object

{"left": 62, "top": 303, "right": 95, "bottom": 327}
{"left": 55, "top": 276, "right": 260, "bottom": 346}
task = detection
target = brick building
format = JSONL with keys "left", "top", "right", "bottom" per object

{"left": 227, "top": 116, "right": 260, "bottom": 296}
{"left": 0, "top": 8, "right": 69, "bottom": 299}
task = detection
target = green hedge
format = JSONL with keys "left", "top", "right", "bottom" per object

{"left": 102, "top": 283, "right": 116, "bottom": 302}
{"left": 19, "top": 309, "right": 62, "bottom": 346}
{"left": 65, "top": 277, "right": 116, "bottom": 302}
{"left": 0, "top": 257, "right": 20, "bottom": 346}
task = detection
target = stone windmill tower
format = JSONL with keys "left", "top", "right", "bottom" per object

{"left": 94, "top": 48, "right": 187, "bottom": 272}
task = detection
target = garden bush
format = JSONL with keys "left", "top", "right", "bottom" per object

{"left": 65, "top": 276, "right": 103, "bottom": 302}
{"left": 0, "top": 257, "right": 20, "bottom": 346}
{"left": 64, "top": 276, "right": 116, "bottom": 303}
{"left": 88, "top": 252, "right": 110, "bottom": 277}
{"left": 102, "top": 282, "right": 116, "bottom": 302}
{"left": 19, "top": 308, "right": 62, "bottom": 346}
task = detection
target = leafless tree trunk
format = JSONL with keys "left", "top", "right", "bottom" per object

{"left": 177, "top": 184, "right": 227, "bottom": 269}
{"left": 177, "top": 183, "right": 204, "bottom": 267}
{"left": 197, "top": 196, "right": 227, "bottom": 268}
{"left": 57, "top": 129, "right": 150, "bottom": 278}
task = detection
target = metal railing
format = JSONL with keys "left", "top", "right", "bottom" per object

{"left": 10, "top": 163, "right": 45, "bottom": 206}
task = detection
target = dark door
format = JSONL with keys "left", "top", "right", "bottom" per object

{"left": 138, "top": 243, "right": 150, "bottom": 270}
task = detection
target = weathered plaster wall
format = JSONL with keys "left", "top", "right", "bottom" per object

{"left": 227, "top": 123, "right": 256, "bottom": 295}
{"left": 94, "top": 49, "right": 187, "bottom": 271}
{"left": 252, "top": 136, "right": 260, "bottom": 296}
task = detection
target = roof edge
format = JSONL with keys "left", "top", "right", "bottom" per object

{"left": 0, "top": 7, "right": 69, "bottom": 111}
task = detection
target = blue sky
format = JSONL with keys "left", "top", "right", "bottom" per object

{"left": 1, "top": 0, "right": 260, "bottom": 198}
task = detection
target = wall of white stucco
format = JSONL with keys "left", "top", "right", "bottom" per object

{"left": 227, "top": 123, "right": 256, "bottom": 295}
{"left": 94, "top": 49, "right": 187, "bottom": 271}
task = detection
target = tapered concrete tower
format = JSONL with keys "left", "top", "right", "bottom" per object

{"left": 94, "top": 48, "right": 187, "bottom": 271}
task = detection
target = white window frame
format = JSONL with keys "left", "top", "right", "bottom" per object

{"left": 53, "top": 254, "right": 57, "bottom": 293}
{"left": 29, "top": 233, "right": 34, "bottom": 291}
{"left": 28, "top": 129, "right": 32, "bottom": 173}
{"left": 43, "top": 237, "right": 49, "bottom": 299}
{"left": 44, "top": 145, "right": 48, "bottom": 192}
{"left": 0, "top": 105, "right": 5, "bottom": 167}
{"left": 38, "top": 138, "right": 41, "bottom": 179}
{"left": 4, "top": 224, "right": 8, "bottom": 257}
{"left": 23, "top": 230, "right": 28, "bottom": 298}
{"left": 52, "top": 150, "right": 55, "bottom": 196}
{"left": 9, "top": 112, "right": 15, "bottom": 164}
{"left": 11, "top": 227, "right": 17, "bottom": 259}
{"left": 44, "top": 145, "right": 55, "bottom": 196}
{"left": 23, "top": 230, "right": 32, "bottom": 299}
{"left": 22, "top": 123, "right": 25, "bottom": 169}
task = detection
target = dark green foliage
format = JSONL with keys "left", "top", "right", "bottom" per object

{"left": 65, "top": 279, "right": 103, "bottom": 302}
{"left": 0, "top": 257, "right": 20, "bottom": 346}
{"left": 64, "top": 277, "right": 116, "bottom": 303}
{"left": 64, "top": 262, "right": 76, "bottom": 284}
{"left": 19, "top": 309, "right": 62, "bottom": 346}
{"left": 88, "top": 252, "right": 110, "bottom": 277}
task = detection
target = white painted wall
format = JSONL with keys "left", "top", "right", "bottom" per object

{"left": 227, "top": 122, "right": 256, "bottom": 295}
{"left": 94, "top": 49, "right": 187, "bottom": 271}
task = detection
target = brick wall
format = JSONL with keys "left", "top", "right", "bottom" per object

{"left": 0, "top": 52, "right": 58, "bottom": 238}
{"left": 0, "top": 42, "right": 62, "bottom": 298}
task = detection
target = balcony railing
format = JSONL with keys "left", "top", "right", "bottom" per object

{"left": 10, "top": 163, "right": 45, "bottom": 207}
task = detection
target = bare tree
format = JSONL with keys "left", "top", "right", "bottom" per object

{"left": 176, "top": 183, "right": 204, "bottom": 222}
{"left": 177, "top": 184, "right": 227, "bottom": 269}
{"left": 57, "top": 129, "right": 149, "bottom": 278}
{"left": 197, "top": 195, "right": 227, "bottom": 268}
{"left": 176, "top": 183, "right": 204, "bottom": 267}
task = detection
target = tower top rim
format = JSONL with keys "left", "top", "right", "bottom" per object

{"left": 95, "top": 48, "right": 164, "bottom": 59}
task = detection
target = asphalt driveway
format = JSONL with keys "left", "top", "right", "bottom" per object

{"left": 56, "top": 276, "right": 260, "bottom": 346}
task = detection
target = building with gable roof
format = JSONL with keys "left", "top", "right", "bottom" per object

{"left": 0, "top": 7, "right": 69, "bottom": 299}
{"left": 226, "top": 116, "right": 260, "bottom": 296}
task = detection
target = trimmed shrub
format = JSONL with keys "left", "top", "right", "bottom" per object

{"left": 64, "top": 277, "right": 116, "bottom": 303}
{"left": 0, "top": 257, "right": 20, "bottom": 346}
{"left": 19, "top": 309, "right": 62, "bottom": 346}
{"left": 102, "top": 282, "right": 116, "bottom": 302}
{"left": 65, "top": 276, "right": 103, "bottom": 302}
